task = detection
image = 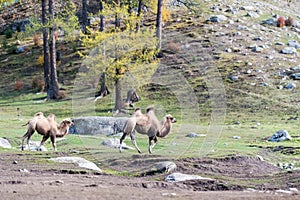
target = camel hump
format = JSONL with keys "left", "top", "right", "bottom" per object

{"left": 146, "top": 106, "right": 154, "bottom": 113}
{"left": 134, "top": 107, "right": 141, "bottom": 112}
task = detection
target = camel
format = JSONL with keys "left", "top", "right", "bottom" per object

{"left": 21, "top": 112, "right": 73, "bottom": 151}
{"left": 119, "top": 107, "right": 176, "bottom": 154}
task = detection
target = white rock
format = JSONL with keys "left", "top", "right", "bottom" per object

{"left": 49, "top": 156, "right": 102, "bottom": 172}
{"left": 0, "top": 138, "right": 11, "bottom": 149}
{"left": 165, "top": 172, "right": 213, "bottom": 182}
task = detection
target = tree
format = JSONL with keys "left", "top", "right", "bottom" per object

{"left": 48, "top": 0, "right": 60, "bottom": 99}
{"left": 27, "top": 0, "right": 79, "bottom": 100}
{"left": 79, "top": 2, "right": 159, "bottom": 112}
{"left": 42, "top": 0, "right": 50, "bottom": 95}
{"left": 156, "top": 0, "right": 163, "bottom": 53}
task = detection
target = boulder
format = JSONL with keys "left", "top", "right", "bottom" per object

{"left": 186, "top": 133, "right": 207, "bottom": 138}
{"left": 290, "top": 73, "right": 300, "bottom": 80}
{"left": 288, "top": 40, "right": 300, "bottom": 49}
{"left": 49, "top": 156, "right": 101, "bottom": 172}
{"left": 263, "top": 18, "right": 277, "bottom": 26}
{"left": 268, "top": 130, "right": 292, "bottom": 142}
{"left": 209, "top": 15, "right": 227, "bottom": 23}
{"left": 0, "top": 138, "right": 11, "bottom": 149}
{"left": 70, "top": 116, "right": 127, "bottom": 135}
{"left": 21, "top": 141, "right": 48, "bottom": 151}
{"left": 102, "top": 138, "right": 134, "bottom": 150}
{"left": 153, "top": 161, "right": 177, "bottom": 173}
{"left": 165, "top": 172, "right": 213, "bottom": 182}
{"left": 284, "top": 83, "right": 296, "bottom": 90}
{"left": 281, "top": 47, "right": 297, "bottom": 55}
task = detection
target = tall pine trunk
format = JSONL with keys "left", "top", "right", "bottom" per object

{"left": 99, "top": 0, "right": 105, "bottom": 32}
{"left": 114, "top": 78, "right": 123, "bottom": 112}
{"left": 135, "top": 0, "right": 142, "bottom": 32}
{"left": 82, "top": 0, "right": 88, "bottom": 34}
{"left": 42, "top": 0, "right": 50, "bottom": 94}
{"left": 48, "top": 0, "right": 60, "bottom": 99}
{"left": 156, "top": 0, "right": 163, "bottom": 53}
{"left": 114, "top": 0, "right": 122, "bottom": 112}
{"left": 115, "top": 0, "right": 121, "bottom": 29}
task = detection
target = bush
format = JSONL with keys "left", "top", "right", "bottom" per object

{"left": 14, "top": 80, "right": 24, "bottom": 91}
{"left": 33, "top": 34, "right": 40, "bottom": 46}
{"left": 32, "top": 78, "right": 45, "bottom": 92}
{"left": 277, "top": 16, "right": 285, "bottom": 28}
{"left": 58, "top": 90, "right": 67, "bottom": 99}
{"left": 166, "top": 41, "right": 182, "bottom": 53}
{"left": 285, "top": 16, "right": 294, "bottom": 27}
{"left": 4, "top": 28, "right": 13, "bottom": 39}
{"left": 7, "top": 44, "right": 17, "bottom": 54}
{"left": 37, "top": 54, "right": 44, "bottom": 66}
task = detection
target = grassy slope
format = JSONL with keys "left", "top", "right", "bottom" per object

{"left": 0, "top": 0, "right": 300, "bottom": 172}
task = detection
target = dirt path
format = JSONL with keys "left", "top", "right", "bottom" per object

{"left": 1, "top": 153, "right": 299, "bottom": 199}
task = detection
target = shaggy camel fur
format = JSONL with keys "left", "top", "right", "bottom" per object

{"left": 21, "top": 112, "right": 73, "bottom": 151}
{"left": 119, "top": 107, "right": 176, "bottom": 154}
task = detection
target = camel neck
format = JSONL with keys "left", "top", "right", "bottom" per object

{"left": 158, "top": 119, "right": 172, "bottom": 137}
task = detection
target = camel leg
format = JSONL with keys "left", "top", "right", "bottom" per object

{"left": 38, "top": 135, "right": 50, "bottom": 151}
{"left": 148, "top": 136, "right": 158, "bottom": 154}
{"left": 22, "top": 129, "right": 34, "bottom": 151}
{"left": 50, "top": 135, "right": 56, "bottom": 151}
{"left": 119, "top": 132, "right": 127, "bottom": 153}
{"left": 21, "top": 132, "right": 29, "bottom": 151}
{"left": 130, "top": 134, "right": 142, "bottom": 154}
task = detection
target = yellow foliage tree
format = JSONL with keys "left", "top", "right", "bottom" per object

{"left": 78, "top": 2, "right": 159, "bottom": 112}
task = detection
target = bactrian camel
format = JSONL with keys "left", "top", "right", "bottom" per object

{"left": 21, "top": 112, "right": 73, "bottom": 151}
{"left": 119, "top": 107, "right": 176, "bottom": 154}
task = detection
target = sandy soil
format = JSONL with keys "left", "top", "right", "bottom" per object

{"left": 0, "top": 153, "right": 299, "bottom": 200}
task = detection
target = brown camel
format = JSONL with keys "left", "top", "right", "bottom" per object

{"left": 119, "top": 107, "right": 176, "bottom": 154}
{"left": 21, "top": 112, "right": 73, "bottom": 151}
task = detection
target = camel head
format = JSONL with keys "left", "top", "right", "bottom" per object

{"left": 165, "top": 114, "right": 176, "bottom": 123}
{"left": 58, "top": 119, "right": 73, "bottom": 136}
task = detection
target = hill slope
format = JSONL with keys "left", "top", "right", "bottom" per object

{"left": 1, "top": 0, "right": 300, "bottom": 122}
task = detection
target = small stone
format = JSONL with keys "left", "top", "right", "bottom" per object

{"left": 19, "top": 168, "right": 30, "bottom": 173}
{"left": 233, "top": 136, "right": 241, "bottom": 139}
{"left": 13, "top": 161, "right": 18, "bottom": 164}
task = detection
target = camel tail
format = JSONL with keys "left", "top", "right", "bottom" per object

{"left": 22, "top": 122, "right": 29, "bottom": 126}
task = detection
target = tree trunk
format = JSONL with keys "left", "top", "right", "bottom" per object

{"left": 48, "top": 0, "right": 60, "bottom": 99}
{"left": 99, "top": 0, "right": 105, "bottom": 31}
{"left": 135, "top": 0, "right": 142, "bottom": 32}
{"left": 82, "top": 0, "right": 88, "bottom": 34}
{"left": 114, "top": 78, "right": 123, "bottom": 112}
{"left": 42, "top": 0, "right": 50, "bottom": 94}
{"left": 156, "top": 0, "right": 163, "bottom": 53}
{"left": 115, "top": 0, "right": 121, "bottom": 29}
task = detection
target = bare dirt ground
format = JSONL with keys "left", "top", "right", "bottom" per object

{"left": 0, "top": 152, "right": 299, "bottom": 200}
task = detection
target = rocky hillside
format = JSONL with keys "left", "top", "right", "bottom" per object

{"left": 1, "top": 0, "right": 300, "bottom": 120}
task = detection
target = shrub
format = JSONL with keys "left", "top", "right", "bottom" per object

{"left": 32, "top": 78, "right": 45, "bottom": 92}
{"left": 4, "top": 28, "right": 13, "bottom": 39}
{"left": 37, "top": 54, "right": 44, "bottom": 66}
{"left": 58, "top": 90, "right": 67, "bottom": 99}
{"left": 33, "top": 34, "right": 40, "bottom": 46}
{"left": 166, "top": 41, "right": 182, "bottom": 53}
{"left": 285, "top": 16, "right": 294, "bottom": 27}
{"left": 14, "top": 80, "right": 24, "bottom": 91}
{"left": 2, "top": 39, "right": 8, "bottom": 49}
{"left": 277, "top": 16, "right": 285, "bottom": 28}
{"left": 7, "top": 44, "right": 17, "bottom": 54}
